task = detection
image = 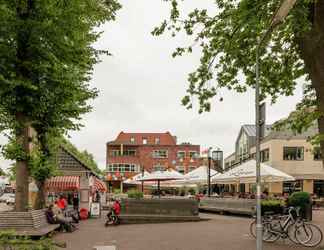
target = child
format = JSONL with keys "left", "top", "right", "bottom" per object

{"left": 107, "top": 198, "right": 121, "bottom": 220}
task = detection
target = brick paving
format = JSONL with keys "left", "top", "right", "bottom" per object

{"left": 54, "top": 210, "right": 324, "bottom": 250}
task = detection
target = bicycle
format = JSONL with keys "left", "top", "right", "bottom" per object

{"left": 250, "top": 207, "right": 323, "bottom": 247}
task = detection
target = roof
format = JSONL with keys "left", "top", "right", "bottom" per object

{"left": 108, "top": 132, "right": 177, "bottom": 146}
{"left": 58, "top": 146, "right": 100, "bottom": 178}
{"left": 242, "top": 124, "right": 272, "bottom": 137}
{"left": 262, "top": 124, "right": 318, "bottom": 142}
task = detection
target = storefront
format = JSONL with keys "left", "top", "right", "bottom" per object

{"left": 44, "top": 146, "right": 107, "bottom": 211}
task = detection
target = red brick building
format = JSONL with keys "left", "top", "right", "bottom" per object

{"left": 105, "top": 132, "right": 200, "bottom": 190}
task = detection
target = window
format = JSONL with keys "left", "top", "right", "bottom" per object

{"left": 155, "top": 137, "right": 160, "bottom": 145}
{"left": 110, "top": 150, "right": 121, "bottom": 157}
{"left": 314, "top": 147, "right": 322, "bottom": 161}
{"left": 143, "top": 138, "right": 147, "bottom": 144}
{"left": 260, "top": 149, "right": 269, "bottom": 162}
{"left": 110, "top": 150, "right": 136, "bottom": 156}
{"left": 123, "top": 150, "right": 136, "bottom": 156}
{"left": 106, "top": 164, "right": 138, "bottom": 172}
{"left": 283, "top": 147, "right": 304, "bottom": 161}
{"left": 189, "top": 151, "right": 199, "bottom": 159}
{"left": 177, "top": 151, "right": 185, "bottom": 159}
{"left": 153, "top": 164, "right": 164, "bottom": 171}
{"left": 130, "top": 137, "right": 135, "bottom": 143}
{"left": 152, "top": 150, "right": 168, "bottom": 158}
{"left": 176, "top": 166, "right": 185, "bottom": 174}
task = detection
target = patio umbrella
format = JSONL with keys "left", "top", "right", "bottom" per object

{"left": 212, "top": 159, "right": 294, "bottom": 184}
{"left": 138, "top": 169, "right": 184, "bottom": 197}
{"left": 177, "top": 166, "right": 219, "bottom": 184}
{"left": 123, "top": 171, "right": 151, "bottom": 185}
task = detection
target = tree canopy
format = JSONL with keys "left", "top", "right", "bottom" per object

{"left": 153, "top": 0, "right": 324, "bottom": 159}
{"left": 0, "top": 0, "right": 121, "bottom": 210}
{"left": 152, "top": 0, "right": 321, "bottom": 119}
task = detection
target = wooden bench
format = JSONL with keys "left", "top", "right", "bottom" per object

{"left": 0, "top": 209, "right": 60, "bottom": 236}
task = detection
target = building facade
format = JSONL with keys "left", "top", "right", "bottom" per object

{"left": 105, "top": 132, "right": 200, "bottom": 190}
{"left": 224, "top": 123, "right": 324, "bottom": 196}
{"left": 224, "top": 124, "right": 271, "bottom": 170}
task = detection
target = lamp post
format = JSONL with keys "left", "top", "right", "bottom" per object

{"left": 141, "top": 166, "right": 144, "bottom": 193}
{"left": 255, "top": 1, "right": 296, "bottom": 249}
{"left": 207, "top": 147, "right": 212, "bottom": 197}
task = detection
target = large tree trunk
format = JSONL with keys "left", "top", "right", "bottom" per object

{"left": 15, "top": 114, "right": 30, "bottom": 212}
{"left": 34, "top": 180, "right": 46, "bottom": 210}
{"left": 297, "top": 1, "right": 324, "bottom": 167}
{"left": 14, "top": 0, "right": 34, "bottom": 211}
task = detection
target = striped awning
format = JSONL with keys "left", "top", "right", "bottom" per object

{"left": 94, "top": 178, "right": 107, "bottom": 192}
{"left": 45, "top": 176, "right": 80, "bottom": 191}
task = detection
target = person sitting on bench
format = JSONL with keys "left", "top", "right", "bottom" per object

{"left": 46, "top": 204, "right": 75, "bottom": 232}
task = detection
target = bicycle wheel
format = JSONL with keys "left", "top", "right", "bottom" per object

{"left": 249, "top": 220, "right": 279, "bottom": 242}
{"left": 286, "top": 223, "right": 300, "bottom": 244}
{"left": 295, "top": 223, "right": 323, "bottom": 247}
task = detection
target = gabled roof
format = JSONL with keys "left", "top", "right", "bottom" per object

{"left": 241, "top": 124, "right": 272, "bottom": 137}
{"left": 262, "top": 124, "right": 318, "bottom": 142}
{"left": 108, "top": 132, "right": 177, "bottom": 146}
{"left": 58, "top": 146, "right": 100, "bottom": 178}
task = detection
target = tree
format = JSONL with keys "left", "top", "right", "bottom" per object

{"left": 153, "top": 1, "right": 324, "bottom": 161}
{"left": 0, "top": 168, "right": 5, "bottom": 176}
{"left": 0, "top": 0, "right": 121, "bottom": 211}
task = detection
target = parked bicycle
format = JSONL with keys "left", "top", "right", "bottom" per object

{"left": 250, "top": 207, "right": 323, "bottom": 247}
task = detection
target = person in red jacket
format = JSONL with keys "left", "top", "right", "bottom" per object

{"left": 112, "top": 199, "right": 121, "bottom": 215}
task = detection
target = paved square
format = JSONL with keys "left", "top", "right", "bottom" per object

{"left": 54, "top": 210, "right": 324, "bottom": 250}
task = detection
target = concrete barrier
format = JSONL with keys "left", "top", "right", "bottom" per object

{"left": 119, "top": 198, "right": 200, "bottom": 224}
{"left": 199, "top": 198, "right": 256, "bottom": 215}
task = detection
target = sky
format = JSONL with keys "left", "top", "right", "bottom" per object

{"left": 0, "top": 0, "right": 303, "bottom": 171}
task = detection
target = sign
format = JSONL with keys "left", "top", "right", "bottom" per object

{"left": 91, "top": 202, "right": 101, "bottom": 217}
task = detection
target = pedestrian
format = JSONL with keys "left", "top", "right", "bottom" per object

{"left": 73, "top": 193, "right": 79, "bottom": 211}
{"left": 58, "top": 195, "right": 67, "bottom": 211}
{"left": 95, "top": 190, "right": 100, "bottom": 203}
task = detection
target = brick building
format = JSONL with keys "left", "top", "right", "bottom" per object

{"left": 105, "top": 132, "right": 200, "bottom": 191}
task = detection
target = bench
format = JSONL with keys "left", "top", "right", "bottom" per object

{"left": 199, "top": 198, "right": 256, "bottom": 215}
{"left": 0, "top": 209, "right": 60, "bottom": 236}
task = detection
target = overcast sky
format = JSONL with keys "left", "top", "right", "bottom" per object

{"left": 0, "top": 0, "right": 303, "bottom": 171}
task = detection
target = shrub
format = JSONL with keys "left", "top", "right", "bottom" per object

{"left": 188, "top": 188, "right": 196, "bottom": 195}
{"left": 127, "top": 189, "right": 143, "bottom": 199}
{"left": 113, "top": 188, "right": 121, "bottom": 194}
{"left": 287, "top": 192, "right": 311, "bottom": 216}
{"left": 0, "top": 230, "right": 59, "bottom": 249}
{"left": 261, "top": 200, "right": 284, "bottom": 215}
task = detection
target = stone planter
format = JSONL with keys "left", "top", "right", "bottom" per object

{"left": 119, "top": 198, "right": 199, "bottom": 224}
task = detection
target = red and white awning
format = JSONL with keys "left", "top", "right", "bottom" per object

{"left": 94, "top": 178, "right": 107, "bottom": 192}
{"left": 45, "top": 176, "right": 80, "bottom": 192}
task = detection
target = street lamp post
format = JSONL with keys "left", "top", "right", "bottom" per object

{"left": 207, "top": 147, "right": 212, "bottom": 197}
{"left": 141, "top": 166, "right": 144, "bottom": 193}
{"left": 255, "top": 1, "right": 296, "bottom": 250}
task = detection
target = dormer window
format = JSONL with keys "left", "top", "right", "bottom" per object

{"left": 143, "top": 138, "right": 147, "bottom": 145}
{"left": 130, "top": 137, "right": 135, "bottom": 143}
{"left": 155, "top": 137, "right": 160, "bottom": 145}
